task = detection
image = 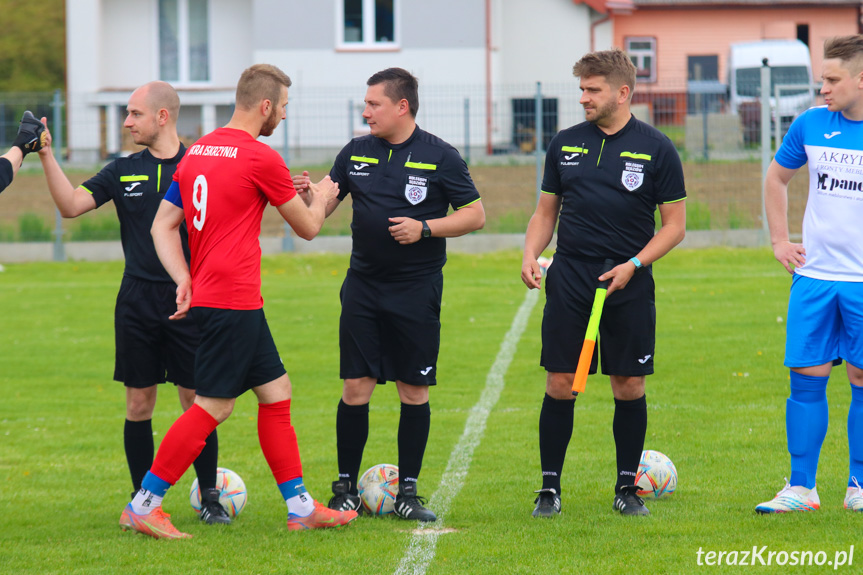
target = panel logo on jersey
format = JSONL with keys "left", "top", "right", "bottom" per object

{"left": 621, "top": 161, "right": 645, "bottom": 192}
{"left": 405, "top": 175, "right": 428, "bottom": 205}
{"left": 811, "top": 145, "right": 863, "bottom": 200}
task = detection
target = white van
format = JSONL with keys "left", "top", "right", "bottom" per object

{"left": 728, "top": 39, "right": 815, "bottom": 132}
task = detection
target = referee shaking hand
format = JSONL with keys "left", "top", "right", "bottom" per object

{"left": 304, "top": 67, "right": 484, "bottom": 522}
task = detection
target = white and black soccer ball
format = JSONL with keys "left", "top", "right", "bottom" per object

{"left": 358, "top": 463, "right": 399, "bottom": 515}
{"left": 190, "top": 467, "right": 248, "bottom": 518}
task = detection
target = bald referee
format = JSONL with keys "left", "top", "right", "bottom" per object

{"left": 522, "top": 48, "right": 686, "bottom": 518}
{"left": 37, "top": 81, "right": 229, "bottom": 524}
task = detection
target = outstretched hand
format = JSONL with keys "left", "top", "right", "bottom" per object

{"left": 14, "top": 111, "right": 48, "bottom": 155}
{"left": 37, "top": 117, "right": 53, "bottom": 155}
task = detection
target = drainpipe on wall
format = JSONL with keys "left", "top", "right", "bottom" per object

{"left": 590, "top": 13, "right": 611, "bottom": 52}
{"left": 486, "top": 0, "right": 493, "bottom": 155}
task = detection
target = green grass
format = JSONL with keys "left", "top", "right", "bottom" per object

{"left": 17, "top": 212, "right": 53, "bottom": 241}
{"left": 68, "top": 214, "right": 122, "bottom": 241}
{"left": 657, "top": 124, "right": 685, "bottom": 149}
{"left": 1, "top": 249, "right": 860, "bottom": 574}
{"left": 685, "top": 200, "right": 712, "bottom": 230}
{"left": 0, "top": 212, "right": 122, "bottom": 242}
{"left": 480, "top": 209, "right": 532, "bottom": 234}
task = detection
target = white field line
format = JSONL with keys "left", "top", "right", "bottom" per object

{"left": 394, "top": 288, "right": 540, "bottom": 575}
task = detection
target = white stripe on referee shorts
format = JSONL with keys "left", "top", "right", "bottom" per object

{"left": 394, "top": 287, "right": 540, "bottom": 575}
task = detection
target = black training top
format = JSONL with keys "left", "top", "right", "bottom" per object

{"left": 542, "top": 115, "right": 686, "bottom": 261}
{"left": 331, "top": 126, "right": 480, "bottom": 280}
{"left": 81, "top": 145, "right": 190, "bottom": 283}
{"left": 0, "top": 157, "right": 12, "bottom": 194}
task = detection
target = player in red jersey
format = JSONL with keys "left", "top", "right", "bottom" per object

{"left": 118, "top": 64, "right": 357, "bottom": 539}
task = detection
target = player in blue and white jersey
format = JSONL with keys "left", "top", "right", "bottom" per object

{"left": 758, "top": 35, "right": 863, "bottom": 514}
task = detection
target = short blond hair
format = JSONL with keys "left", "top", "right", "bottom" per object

{"left": 573, "top": 48, "right": 637, "bottom": 95}
{"left": 235, "top": 64, "right": 292, "bottom": 110}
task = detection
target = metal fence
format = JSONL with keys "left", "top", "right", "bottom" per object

{"left": 1, "top": 68, "right": 821, "bottom": 257}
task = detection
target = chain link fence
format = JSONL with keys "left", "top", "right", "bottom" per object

{"left": 1, "top": 71, "right": 821, "bottom": 255}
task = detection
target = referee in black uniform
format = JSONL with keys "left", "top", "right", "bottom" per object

{"left": 296, "top": 67, "right": 485, "bottom": 522}
{"left": 37, "top": 81, "right": 229, "bottom": 524}
{"left": 522, "top": 49, "right": 686, "bottom": 517}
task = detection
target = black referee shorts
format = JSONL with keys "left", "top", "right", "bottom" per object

{"left": 541, "top": 256, "right": 656, "bottom": 377}
{"left": 339, "top": 269, "right": 442, "bottom": 386}
{"left": 190, "top": 307, "right": 286, "bottom": 399}
{"left": 114, "top": 276, "right": 198, "bottom": 388}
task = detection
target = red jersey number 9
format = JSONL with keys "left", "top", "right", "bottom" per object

{"left": 192, "top": 174, "right": 207, "bottom": 231}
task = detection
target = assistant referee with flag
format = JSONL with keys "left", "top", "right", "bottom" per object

{"left": 521, "top": 48, "right": 686, "bottom": 518}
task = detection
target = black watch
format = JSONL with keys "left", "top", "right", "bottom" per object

{"left": 421, "top": 220, "right": 431, "bottom": 239}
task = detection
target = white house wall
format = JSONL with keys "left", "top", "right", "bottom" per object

{"left": 66, "top": 0, "right": 102, "bottom": 161}
{"left": 498, "top": 0, "right": 593, "bottom": 86}
{"left": 65, "top": 0, "right": 603, "bottom": 162}
{"left": 251, "top": 0, "right": 490, "bottom": 154}
{"left": 254, "top": 47, "right": 488, "bottom": 153}
{"left": 101, "top": 0, "right": 158, "bottom": 87}
{"left": 209, "top": 0, "right": 254, "bottom": 87}
{"left": 66, "top": 0, "right": 252, "bottom": 162}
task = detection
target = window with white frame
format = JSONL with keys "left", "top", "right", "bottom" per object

{"left": 339, "top": 0, "right": 398, "bottom": 49}
{"left": 159, "top": 0, "right": 210, "bottom": 83}
{"left": 626, "top": 37, "right": 656, "bottom": 83}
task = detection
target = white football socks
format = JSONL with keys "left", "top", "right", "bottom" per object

{"left": 131, "top": 489, "right": 164, "bottom": 515}
{"left": 286, "top": 491, "right": 315, "bottom": 516}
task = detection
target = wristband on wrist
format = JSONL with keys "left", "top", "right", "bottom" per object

{"left": 629, "top": 256, "right": 642, "bottom": 269}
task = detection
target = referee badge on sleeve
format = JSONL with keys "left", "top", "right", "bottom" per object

{"left": 405, "top": 174, "right": 428, "bottom": 205}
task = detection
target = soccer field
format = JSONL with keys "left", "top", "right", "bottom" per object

{"left": 1, "top": 248, "right": 859, "bottom": 574}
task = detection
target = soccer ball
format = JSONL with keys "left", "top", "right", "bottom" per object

{"left": 537, "top": 256, "right": 553, "bottom": 276}
{"left": 190, "top": 467, "right": 248, "bottom": 518}
{"left": 358, "top": 463, "right": 399, "bottom": 515}
{"left": 635, "top": 450, "right": 677, "bottom": 499}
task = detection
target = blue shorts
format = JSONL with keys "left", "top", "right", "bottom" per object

{"left": 785, "top": 274, "right": 863, "bottom": 369}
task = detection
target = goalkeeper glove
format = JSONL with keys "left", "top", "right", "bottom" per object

{"left": 14, "top": 111, "right": 47, "bottom": 155}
